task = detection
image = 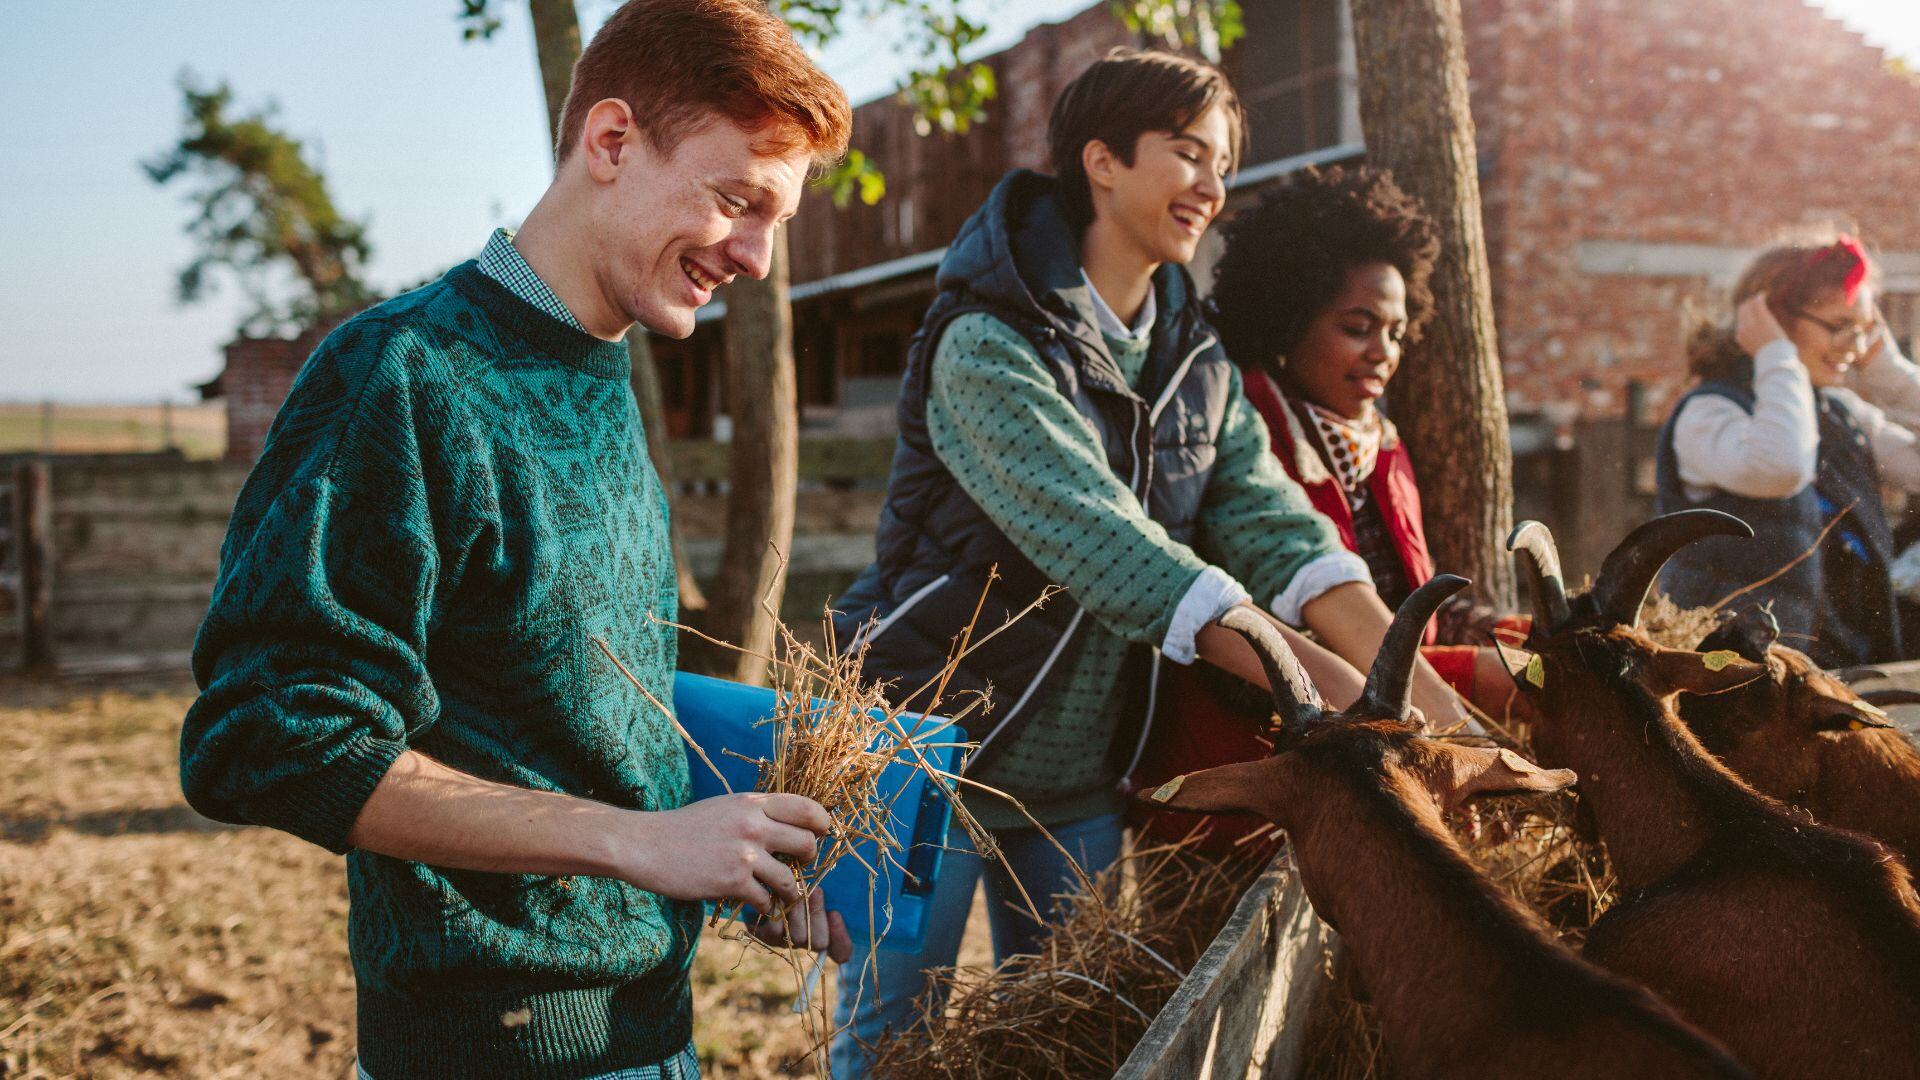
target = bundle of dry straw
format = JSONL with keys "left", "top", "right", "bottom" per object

{"left": 600, "top": 563, "right": 1096, "bottom": 1077}
{"left": 867, "top": 837, "right": 1267, "bottom": 1079}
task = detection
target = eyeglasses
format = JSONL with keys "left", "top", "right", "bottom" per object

{"left": 1794, "top": 309, "right": 1880, "bottom": 356}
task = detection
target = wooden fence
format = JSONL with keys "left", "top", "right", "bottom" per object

{"left": 0, "top": 420, "right": 1683, "bottom": 673}
{"left": 0, "top": 441, "right": 901, "bottom": 673}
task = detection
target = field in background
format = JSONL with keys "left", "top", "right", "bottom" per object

{"left": 0, "top": 404, "right": 225, "bottom": 461}
{"left": 0, "top": 674, "right": 990, "bottom": 1078}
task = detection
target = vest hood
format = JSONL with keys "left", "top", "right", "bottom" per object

{"left": 938, "top": 169, "right": 1204, "bottom": 398}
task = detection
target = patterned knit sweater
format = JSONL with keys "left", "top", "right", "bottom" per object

{"left": 180, "top": 262, "right": 698, "bottom": 1079}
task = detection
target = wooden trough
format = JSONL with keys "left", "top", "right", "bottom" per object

{"left": 1116, "top": 850, "right": 1337, "bottom": 1080}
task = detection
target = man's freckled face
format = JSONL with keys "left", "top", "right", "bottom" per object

{"left": 595, "top": 120, "right": 811, "bottom": 339}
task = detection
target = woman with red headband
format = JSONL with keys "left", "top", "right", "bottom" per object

{"left": 1655, "top": 234, "right": 1920, "bottom": 665}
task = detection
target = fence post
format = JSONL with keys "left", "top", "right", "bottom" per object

{"left": 14, "top": 460, "right": 53, "bottom": 675}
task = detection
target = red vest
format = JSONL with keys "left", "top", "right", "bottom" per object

{"left": 1129, "top": 369, "right": 1477, "bottom": 854}
{"left": 1241, "top": 367, "right": 1437, "bottom": 633}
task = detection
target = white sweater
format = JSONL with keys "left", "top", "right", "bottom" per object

{"left": 1671, "top": 338, "right": 1920, "bottom": 500}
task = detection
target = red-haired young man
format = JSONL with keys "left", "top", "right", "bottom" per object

{"left": 181, "top": 4, "right": 850, "bottom": 1077}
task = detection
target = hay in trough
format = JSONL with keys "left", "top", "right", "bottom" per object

{"left": 866, "top": 836, "right": 1266, "bottom": 1079}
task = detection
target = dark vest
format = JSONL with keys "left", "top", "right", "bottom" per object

{"left": 1654, "top": 374, "right": 1901, "bottom": 666}
{"left": 832, "top": 170, "right": 1236, "bottom": 775}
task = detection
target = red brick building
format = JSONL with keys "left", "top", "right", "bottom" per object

{"left": 199, "top": 315, "right": 352, "bottom": 464}
{"left": 647, "top": 0, "right": 1919, "bottom": 436}
{"left": 207, "top": 0, "right": 1920, "bottom": 456}
{"left": 1466, "top": 0, "right": 1920, "bottom": 422}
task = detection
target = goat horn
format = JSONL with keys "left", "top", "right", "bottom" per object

{"left": 1217, "top": 605, "right": 1326, "bottom": 742}
{"left": 1360, "top": 574, "right": 1471, "bottom": 721}
{"left": 1506, "top": 521, "right": 1571, "bottom": 630}
{"left": 1592, "top": 510, "right": 1753, "bottom": 628}
{"left": 1833, "top": 665, "right": 1893, "bottom": 685}
{"left": 1861, "top": 688, "right": 1920, "bottom": 708}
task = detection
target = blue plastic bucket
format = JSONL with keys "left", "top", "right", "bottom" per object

{"left": 671, "top": 671, "right": 960, "bottom": 952}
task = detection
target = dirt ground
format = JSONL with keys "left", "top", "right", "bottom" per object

{"left": 0, "top": 675, "right": 989, "bottom": 1079}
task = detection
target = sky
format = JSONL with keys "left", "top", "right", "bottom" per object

{"left": 1, "top": 0, "right": 1916, "bottom": 404}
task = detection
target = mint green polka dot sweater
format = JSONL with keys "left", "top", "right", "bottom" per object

{"left": 927, "top": 312, "right": 1341, "bottom": 829}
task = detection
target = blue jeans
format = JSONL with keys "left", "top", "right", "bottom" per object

{"left": 828, "top": 812, "right": 1125, "bottom": 1078}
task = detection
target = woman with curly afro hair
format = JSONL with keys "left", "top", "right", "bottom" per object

{"left": 1207, "top": 165, "right": 1455, "bottom": 612}
{"left": 1131, "top": 165, "right": 1525, "bottom": 852}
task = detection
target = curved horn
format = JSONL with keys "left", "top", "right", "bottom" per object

{"left": 1833, "top": 666, "right": 1893, "bottom": 685}
{"left": 1593, "top": 510, "right": 1753, "bottom": 628}
{"left": 1360, "top": 574, "right": 1471, "bottom": 720}
{"left": 1507, "top": 521, "right": 1571, "bottom": 630}
{"left": 1217, "top": 605, "right": 1326, "bottom": 740}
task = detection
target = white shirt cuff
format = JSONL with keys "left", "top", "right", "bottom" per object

{"left": 1162, "top": 566, "right": 1251, "bottom": 665}
{"left": 1269, "top": 550, "right": 1374, "bottom": 627}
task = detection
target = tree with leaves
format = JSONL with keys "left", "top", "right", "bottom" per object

{"left": 146, "top": 75, "right": 374, "bottom": 337}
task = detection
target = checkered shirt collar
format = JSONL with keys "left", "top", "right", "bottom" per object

{"left": 475, "top": 228, "right": 584, "bottom": 331}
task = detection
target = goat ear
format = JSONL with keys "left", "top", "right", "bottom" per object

{"left": 1814, "top": 702, "right": 1898, "bottom": 732}
{"left": 1135, "top": 758, "right": 1279, "bottom": 818}
{"left": 1641, "top": 645, "right": 1768, "bottom": 697}
{"left": 1491, "top": 635, "right": 1539, "bottom": 693}
{"left": 1445, "top": 744, "right": 1577, "bottom": 807}
{"left": 1698, "top": 607, "right": 1780, "bottom": 664}
{"left": 1806, "top": 687, "right": 1900, "bottom": 732}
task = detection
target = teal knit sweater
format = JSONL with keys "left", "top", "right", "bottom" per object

{"left": 181, "top": 262, "right": 699, "bottom": 1079}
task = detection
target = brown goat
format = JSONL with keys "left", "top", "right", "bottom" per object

{"left": 1507, "top": 512, "right": 1920, "bottom": 1078}
{"left": 1145, "top": 577, "right": 1749, "bottom": 1080}
{"left": 1674, "top": 608, "right": 1920, "bottom": 869}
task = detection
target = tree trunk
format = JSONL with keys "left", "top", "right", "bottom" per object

{"left": 696, "top": 229, "right": 798, "bottom": 684}
{"left": 527, "top": 0, "right": 703, "bottom": 609}
{"left": 629, "top": 334, "right": 707, "bottom": 610}
{"left": 527, "top": 0, "right": 580, "bottom": 147}
{"left": 1349, "top": 0, "right": 1517, "bottom": 610}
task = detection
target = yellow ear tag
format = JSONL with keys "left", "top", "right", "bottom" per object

{"left": 1702, "top": 650, "right": 1739, "bottom": 672}
{"left": 1150, "top": 776, "right": 1186, "bottom": 803}
{"left": 1524, "top": 654, "right": 1546, "bottom": 688}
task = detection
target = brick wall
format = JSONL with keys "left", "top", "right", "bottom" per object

{"left": 1463, "top": 0, "right": 1920, "bottom": 419}
{"left": 217, "top": 315, "right": 352, "bottom": 464}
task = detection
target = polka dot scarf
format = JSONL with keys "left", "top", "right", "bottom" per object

{"left": 1303, "top": 402, "right": 1383, "bottom": 495}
